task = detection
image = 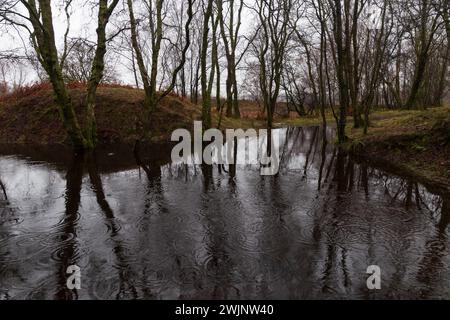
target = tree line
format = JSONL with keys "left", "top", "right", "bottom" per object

{"left": 0, "top": 0, "right": 448, "bottom": 149}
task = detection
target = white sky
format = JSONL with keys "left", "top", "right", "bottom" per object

{"left": 0, "top": 0, "right": 257, "bottom": 89}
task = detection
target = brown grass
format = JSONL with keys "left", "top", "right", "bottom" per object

{"left": 2, "top": 82, "right": 448, "bottom": 191}
{"left": 0, "top": 82, "right": 267, "bottom": 145}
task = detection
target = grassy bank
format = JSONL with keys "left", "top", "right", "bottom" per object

{"left": 344, "top": 106, "right": 450, "bottom": 192}
{"left": 0, "top": 83, "right": 260, "bottom": 145}
{"left": 1, "top": 84, "right": 448, "bottom": 190}
{"left": 281, "top": 106, "right": 450, "bottom": 191}
{"left": 289, "top": 106, "right": 450, "bottom": 190}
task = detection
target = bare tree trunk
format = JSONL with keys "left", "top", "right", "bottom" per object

{"left": 149, "top": 0, "right": 164, "bottom": 112}
{"left": 349, "top": 0, "right": 363, "bottom": 129}
{"left": 13, "top": 0, "right": 120, "bottom": 150}
{"left": 0, "top": 177, "right": 7, "bottom": 201}
{"left": 85, "top": 0, "right": 120, "bottom": 148}
{"left": 127, "top": 0, "right": 194, "bottom": 138}
{"left": 333, "top": 0, "right": 350, "bottom": 143}
{"left": 27, "top": 0, "right": 87, "bottom": 149}
{"left": 201, "top": 0, "right": 214, "bottom": 130}
{"left": 217, "top": 0, "right": 243, "bottom": 118}
{"left": 215, "top": 52, "right": 221, "bottom": 111}
{"left": 434, "top": 2, "right": 450, "bottom": 106}
{"left": 318, "top": 20, "right": 327, "bottom": 129}
{"left": 255, "top": 0, "right": 293, "bottom": 129}
{"left": 405, "top": 0, "right": 440, "bottom": 109}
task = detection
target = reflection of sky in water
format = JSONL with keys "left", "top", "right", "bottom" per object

{"left": 0, "top": 126, "right": 449, "bottom": 300}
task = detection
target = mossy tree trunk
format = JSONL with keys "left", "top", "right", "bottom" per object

{"left": 332, "top": 0, "right": 350, "bottom": 143}
{"left": 85, "top": 0, "right": 120, "bottom": 148}
{"left": 23, "top": 0, "right": 119, "bottom": 150}
{"left": 217, "top": 0, "right": 243, "bottom": 119}
{"left": 127, "top": 0, "right": 152, "bottom": 106}
{"left": 127, "top": 0, "right": 154, "bottom": 137}
{"left": 26, "top": 0, "right": 86, "bottom": 149}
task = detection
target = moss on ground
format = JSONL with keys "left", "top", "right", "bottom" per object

{"left": 344, "top": 106, "right": 450, "bottom": 192}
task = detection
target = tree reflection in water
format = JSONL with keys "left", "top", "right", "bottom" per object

{"left": 0, "top": 126, "right": 449, "bottom": 299}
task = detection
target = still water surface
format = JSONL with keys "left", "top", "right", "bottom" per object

{"left": 0, "top": 126, "right": 449, "bottom": 300}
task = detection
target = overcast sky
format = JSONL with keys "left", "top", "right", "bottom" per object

{"left": 0, "top": 0, "right": 382, "bottom": 91}
{"left": 0, "top": 0, "right": 257, "bottom": 89}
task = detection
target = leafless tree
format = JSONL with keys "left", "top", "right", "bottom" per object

{"left": 0, "top": 0, "right": 121, "bottom": 149}
{"left": 249, "top": 0, "right": 299, "bottom": 129}
{"left": 62, "top": 37, "right": 118, "bottom": 83}
{"left": 126, "top": 0, "right": 195, "bottom": 136}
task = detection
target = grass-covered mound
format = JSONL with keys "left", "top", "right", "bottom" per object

{"left": 0, "top": 82, "right": 205, "bottom": 145}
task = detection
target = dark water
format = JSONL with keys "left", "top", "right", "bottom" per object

{"left": 0, "top": 126, "right": 449, "bottom": 300}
